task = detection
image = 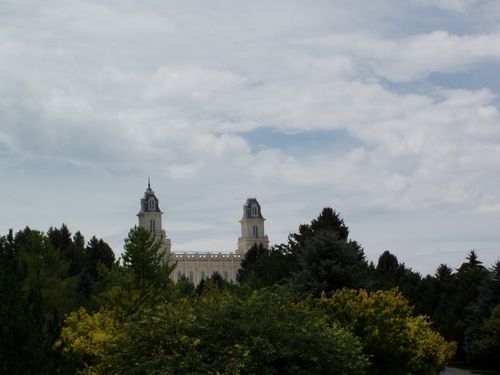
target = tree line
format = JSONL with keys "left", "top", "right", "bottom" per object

{"left": 0, "top": 208, "right": 498, "bottom": 374}
{"left": 0, "top": 225, "right": 114, "bottom": 373}
{"left": 237, "top": 208, "right": 500, "bottom": 372}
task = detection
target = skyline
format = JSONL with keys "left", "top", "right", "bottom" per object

{"left": 1, "top": 0, "right": 500, "bottom": 275}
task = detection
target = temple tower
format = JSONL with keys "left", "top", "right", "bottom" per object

{"left": 137, "top": 179, "right": 171, "bottom": 258}
{"left": 237, "top": 198, "right": 269, "bottom": 255}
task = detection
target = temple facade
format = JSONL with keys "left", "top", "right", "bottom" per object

{"left": 136, "top": 182, "right": 269, "bottom": 284}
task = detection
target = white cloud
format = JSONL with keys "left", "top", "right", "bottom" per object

{"left": 302, "top": 31, "right": 500, "bottom": 82}
{"left": 413, "top": 0, "right": 481, "bottom": 13}
{"left": 144, "top": 66, "right": 248, "bottom": 101}
{"left": 1, "top": 1, "right": 500, "bottom": 274}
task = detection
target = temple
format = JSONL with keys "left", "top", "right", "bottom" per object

{"left": 137, "top": 182, "right": 269, "bottom": 284}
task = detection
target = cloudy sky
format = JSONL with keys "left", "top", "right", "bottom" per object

{"left": 1, "top": 0, "right": 500, "bottom": 275}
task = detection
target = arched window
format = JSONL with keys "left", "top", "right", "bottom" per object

{"left": 253, "top": 225, "right": 258, "bottom": 237}
{"left": 224, "top": 271, "right": 228, "bottom": 280}
{"left": 150, "top": 219, "right": 155, "bottom": 233}
{"left": 201, "top": 271, "right": 205, "bottom": 280}
{"left": 189, "top": 271, "right": 193, "bottom": 283}
{"left": 251, "top": 204, "right": 258, "bottom": 217}
{"left": 177, "top": 271, "right": 182, "bottom": 281}
{"left": 148, "top": 198, "right": 155, "bottom": 210}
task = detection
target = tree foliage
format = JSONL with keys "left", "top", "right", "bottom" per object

{"left": 4, "top": 207, "right": 492, "bottom": 373}
{"left": 237, "top": 244, "right": 296, "bottom": 289}
{"left": 61, "top": 289, "right": 368, "bottom": 375}
{"left": 289, "top": 207, "right": 349, "bottom": 248}
{"left": 55, "top": 307, "right": 122, "bottom": 374}
{"left": 292, "top": 231, "right": 368, "bottom": 296}
{"left": 317, "top": 288, "right": 455, "bottom": 375}
{"left": 237, "top": 207, "right": 371, "bottom": 296}
{"left": 96, "top": 226, "right": 175, "bottom": 315}
{"left": 467, "top": 304, "right": 500, "bottom": 372}
{"left": 0, "top": 225, "right": 114, "bottom": 374}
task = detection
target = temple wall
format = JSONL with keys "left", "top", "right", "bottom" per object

{"left": 168, "top": 253, "right": 243, "bottom": 284}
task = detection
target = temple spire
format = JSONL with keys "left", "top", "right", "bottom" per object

{"left": 148, "top": 177, "right": 151, "bottom": 190}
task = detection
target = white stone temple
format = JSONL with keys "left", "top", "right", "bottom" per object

{"left": 137, "top": 181, "right": 269, "bottom": 284}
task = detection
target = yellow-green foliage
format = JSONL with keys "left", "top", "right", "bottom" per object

{"left": 318, "top": 288, "right": 455, "bottom": 375}
{"left": 407, "top": 315, "right": 457, "bottom": 375}
{"left": 57, "top": 289, "right": 368, "bottom": 375}
{"left": 55, "top": 307, "right": 122, "bottom": 373}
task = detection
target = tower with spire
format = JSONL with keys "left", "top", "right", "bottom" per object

{"left": 135, "top": 181, "right": 270, "bottom": 284}
{"left": 137, "top": 178, "right": 171, "bottom": 258}
{"left": 237, "top": 198, "right": 269, "bottom": 255}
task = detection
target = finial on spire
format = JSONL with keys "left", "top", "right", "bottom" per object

{"left": 148, "top": 177, "right": 151, "bottom": 189}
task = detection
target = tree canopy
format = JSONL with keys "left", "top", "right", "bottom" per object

{"left": 3, "top": 207, "right": 496, "bottom": 373}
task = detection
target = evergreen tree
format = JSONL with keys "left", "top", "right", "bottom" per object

{"left": 428, "top": 252, "right": 489, "bottom": 360}
{"left": 84, "top": 236, "right": 115, "bottom": 280}
{"left": 0, "top": 231, "right": 45, "bottom": 374}
{"left": 47, "top": 224, "right": 86, "bottom": 277}
{"left": 467, "top": 304, "right": 500, "bottom": 372}
{"left": 237, "top": 243, "right": 296, "bottom": 289}
{"left": 453, "top": 251, "right": 489, "bottom": 359}
{"left": 122, "top": 226, "right": 167, "bottom": 288}
{"left": 97, "top": 226, "right": 175, "bottom": 314}
{"left": 0, "top": 227, "right": 80, "bottom": 374}
{"left": 431, "top": 263, "right": 458, "bottom": 338}
{"left": 73, "top": 231, "right": 85, "bottom": 249}
{"left": 236, "top": 243, "right": 268, "bottom": 283}
{"left": 375, "top": 250, "right": 400, "bottom": 287}
{"left": 372, "top": 250, "right": 423, "bottom": 311}
{"left": 465, "top": 260, "right": 500, "bottom": 365}
{"left": 292, "top": 231, "right": 369, "bottom": 296}
{"left": 289, "top": 207, "right": 349, "bottom": 250}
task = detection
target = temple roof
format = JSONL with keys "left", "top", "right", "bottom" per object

{"left": 242, "top": 198, "right": 264, "bottom": 219}
{"left": 140, "top": 178, "right": 161, "bottom": 213}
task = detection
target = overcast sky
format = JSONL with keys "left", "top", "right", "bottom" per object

{"left": 1, "top": 0, "right": 500, "bottom": 275}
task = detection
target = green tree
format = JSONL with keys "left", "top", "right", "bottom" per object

{"left": 0, "top": 230, "right": 45, "bottom": 374}
{"left": 55, "top": 307, "right": 122, "bottom": 374}
{"left": 429, "top": 264, "right": 456, "bottom": 334}
{"left": 96, "top": 226, "right": 175, "bottom": 315}
{"left": 237, "top": 244, "right": 268, "bottom": 283}
{"left": 58, "top": 226, "right": 178, "bottom": 373}
{"left": 465, "top": 260, "right": 500, "bottom": 367}
{"left": 292, "top": 231, "right": 369, "bottom": 296}
{"left": 237, "top": 244, "right": 296, "bottom": 289}
{"left": 375, "top": 250, "right": 400, "bottom": 287}
{"left": 236, "top": 208, "right": 369, "bottom": 295}
{"left": 121, "top": 226, "right": 168, "bottom": 288}
{"left": 84, "top": 236, "right": 115, "bottom": 280}
{"left": 195, "top": 272, "right": 229, "bottom": 295}
{"left": 450, "top": 251, "right": 488, "bottom": 359}
{"left": 372, "top": 250, "right": 425, "bottom": 314}
{"left": 104, "top": 289, "right": 368, "bottom": 375}
{"left": 47, "top": 224, "right": 86, "bottom": 277}
{"left": 289, "top": 207, "right": 349, "bottom": 249}
{"left": 0, "top": 227, "right": 81, "bottom": 374}
{"left": 467, "top": 304, "right": 500, "bottom": 372}
{"left": 317, "top": 288, "right": 455, "bottom": 375}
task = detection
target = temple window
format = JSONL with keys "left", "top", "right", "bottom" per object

{"left": 149, "top": 198, "right": 155, "bottom": 210}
